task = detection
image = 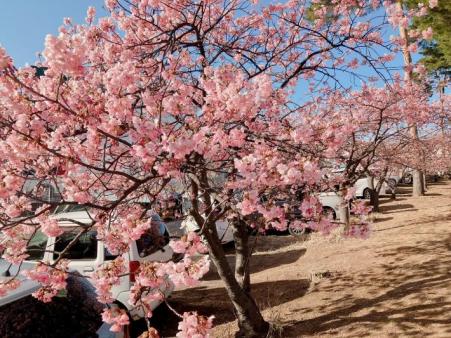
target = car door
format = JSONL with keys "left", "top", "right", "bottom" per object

{"left": 50, "top": 229, "right": 103, "bottom": 276}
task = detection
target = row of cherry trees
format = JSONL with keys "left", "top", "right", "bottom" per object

{"left": 0, "top": 0, "right": 449, "bottom": 337}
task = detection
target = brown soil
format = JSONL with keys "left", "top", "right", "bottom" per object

{"left": 156, "top": 180, "right": 451, "bottom": 338}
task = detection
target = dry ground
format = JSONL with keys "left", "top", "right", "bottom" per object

{"left": 151, "top": 180, "right": 451, "bottom": 338}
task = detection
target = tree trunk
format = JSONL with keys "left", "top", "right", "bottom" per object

{"left": 191, "top": 174, "right": 269, "bottom": 337}
{"left": 338, "top": 188, "right": 350, "bottom": 227}
{"left": 397, "top": 1, "right": 425, "bottom": 197}
{"left": 369, "top": 189, "right": 379, "bottom": 212}
{"left": 367, "top": 176, "right": 379, "bottom": 212}
{"left": 232, "top": 218, "right": 251, "bottom": 294}
{"left": 204, "top": 225, "right": 269, "bottom": 337}
{"left": 410, "top": 125, "right": 425, "bottom": 197}
{"left": 412, "top": 168, "right": 425, "bottom": 197}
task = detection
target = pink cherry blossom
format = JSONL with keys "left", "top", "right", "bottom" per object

{"left": 91, "top": 257, "right": 126, "bottom": 303}
{"left": 102, "top": 307, "right": 130, "bottom": 332}
{"left": 0, "top": 46, "right": 12, "bottom": 69}
{"left": 22, "top": 261, "right": 68, "bottom": 302}
{"left": 169, "top": 232, "right": 208, "bottom": 256}
{"left": 176, "top": 312, "right": 214, "bottom": 338}
{"left": 422, "top": 27, "right": 433, "bottom": 40}
{"left": 300, "top": 196, "right": 322, "bottom": 219}
{"left": 86, "top": 6, "right": 96, "bottom": 24}
{"left": 351, "top": 200, "right": 373, "bottom": 216}
{"left": 40, "top": 218, "right": 64, "bottom": 237}
{"left": 0, "top": 279, "right": 21, "bottom": 297}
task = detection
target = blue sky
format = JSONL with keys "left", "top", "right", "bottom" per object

{"left": 0, "top": 0, "right": 106, "bottom": 67}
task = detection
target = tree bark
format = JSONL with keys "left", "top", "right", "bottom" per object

{"left": 204, "top": 225, "right": 269, "bottom": 338}
{"left": 412, "top": 167, "right": 425, "bottom": 197}
{"left": 367, "top": 176, "right": 379, "bottom": 212}
{"left": 232, "top": 218, "right": 251, "bottom": 294}
{"left": 338, "top": 188, "right": 350, "bottom": 227}
{"left": 191, "top": 174, "right": 269, "bottom": 337}
{"left": 410, "top": 126, "right": 425, "bottom": 197}
{"left": 423, "top": 171, "right": 428, "bottom": 191}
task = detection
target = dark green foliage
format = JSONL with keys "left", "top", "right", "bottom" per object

{"left": 407, "top": 0, "right": 451, "bottom": 78}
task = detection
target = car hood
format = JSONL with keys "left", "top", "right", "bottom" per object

{"left": 0, "top": 260, "right": 40, "bottom": 307}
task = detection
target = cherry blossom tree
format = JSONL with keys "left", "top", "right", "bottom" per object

{"left": 382, "top": 0, "right": 442, "bottom": 196}
{"left": 386, "top": 94, "right": 451, "bottom": 183}
{"left": 0, "top": 0, "right": 442, "bottom": 337}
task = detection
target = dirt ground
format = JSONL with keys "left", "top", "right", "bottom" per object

{"left": 153, "top": 180, "right": 451, "bottom": 337}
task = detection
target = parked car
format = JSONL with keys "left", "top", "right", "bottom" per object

{"left": 156, "top": 193, "right": 183, "bottom": 221}
{"left": 426, "top": 174, "right": 440, "bottom": 183}
{"left": 354, "top": 177, "right": 392, "bottom": 199}
{"left": 0, "top": 261, "right": 41, "bottom": 307}
{"left": 181, "top": 216, "right": 234, "bottom": 244}
{"left": 386, "top": 175, "right": 401, "bottom": 188}
{"left": 180, "top": 197, "right": 234, "bottom": 244}
{"left": 400, "top": 168, "right": 441, "bottom": 184}
{"left": 180, "top": 190, "right": 343, "bottom": 240}
{"left": 0, "top": 208, "right": 175, "bottom": 320}
{"left": 283, "top": 192, "right": 342, "bottom": 236}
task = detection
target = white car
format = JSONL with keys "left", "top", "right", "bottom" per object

{"left": 0, "top": 209, "right": 174, "bottom": 320}
{"left": 180, "top": 197, "right": 234, "bottom": 244}
{"left": 354, "top": 177, "right": 392, "bottom": 199}
{"left": 181, "top": 216, "right": 234, "bottom": 244}
{"left": 317, "top": 192, "right": 341, "bottom": 220}
{"left": 0, "top": 261, "right": 42, "bottom": 306}
{"left": 285, "top": 192, "right": 342, "bottom": 236}
{"left": 180, "top": 191, "right": 343, "bottom": 240}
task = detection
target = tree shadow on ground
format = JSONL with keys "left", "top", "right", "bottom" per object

{"left": 373, "top": 217, "right": 394, "bottom": 223}
{"left": 223, "top": 234, "right": 300, "bottom": 255}
{"left": 0, "top": 277, "right": 102, "bottom": 338}
{"left": 424, "top": 192, "right": 443, "bottom": 196}
{"left": 145, "top": 278, "right": 311, "bottom": 337}
{"left": 374, "top": 224, "right": 409, "bottom": 232}
{"left": 202, "top": 248, "right": 306, "bottom": 281}
{"left": 426, "top": 181, "right": 448, "bottom": 186}
{"left": 378, "top": 197, "right": 407, "bottom": 205}
{"left": 379, "top": 203, "right": 417, "bottom": 214}
{"left": 283, "top": 234, "right": 451, "bottom": 337}
{"left": 395, "top": 186, "right": 415, "bottom": 197}
{"left": 374, "top": 212, "right": 451, "bottom": 233}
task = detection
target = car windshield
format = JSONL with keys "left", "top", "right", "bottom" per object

{"left": 26, "top": 230, "right": 48, "bottom": 261}
{"left": 136, "top": 215, "right": 169, "bottom": 257}
{"left": 53, "top": 204, "right": 87, "bottom": 214}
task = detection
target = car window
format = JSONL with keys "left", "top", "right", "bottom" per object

{"left": 181, "top": 198, "right": 192, "bottom": 214}
{"left": 104, "top": 247, "right": 119, "bottom": 261}
{"left": 136, "top": 215, "right": 169, "bottom": 257}
{"left": 53, "top": 230, "right": 97, "bottom": 260}
{"left": 53, "top": 204, "right": 87, "bottom": 214}
{"left": 65, "top": 205, "right": 87, "bottom": 212}
{"left": 53, "top": 205, "right": 67, "bottom": 214}
{"left": 26, "top": 230, "right": 49, "bottom": 261}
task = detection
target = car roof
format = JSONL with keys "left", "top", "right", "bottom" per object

{"left": 51, "top": 210, "right": 166, "bottom": 228}
{"left": 51, "top": 210, "right": 93, "bottom": 227}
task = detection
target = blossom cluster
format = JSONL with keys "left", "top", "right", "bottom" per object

{"left": 91, "top": 257, "right": 127, "bottom": 303}
{"left": 176, "top": 312, "right": 214, "bottom": 338}
{"left": 169, "top": 232, "right": 208, "bottom": 256}
{"left": 22, "top": 261, "right": 69, "bottom": 302}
